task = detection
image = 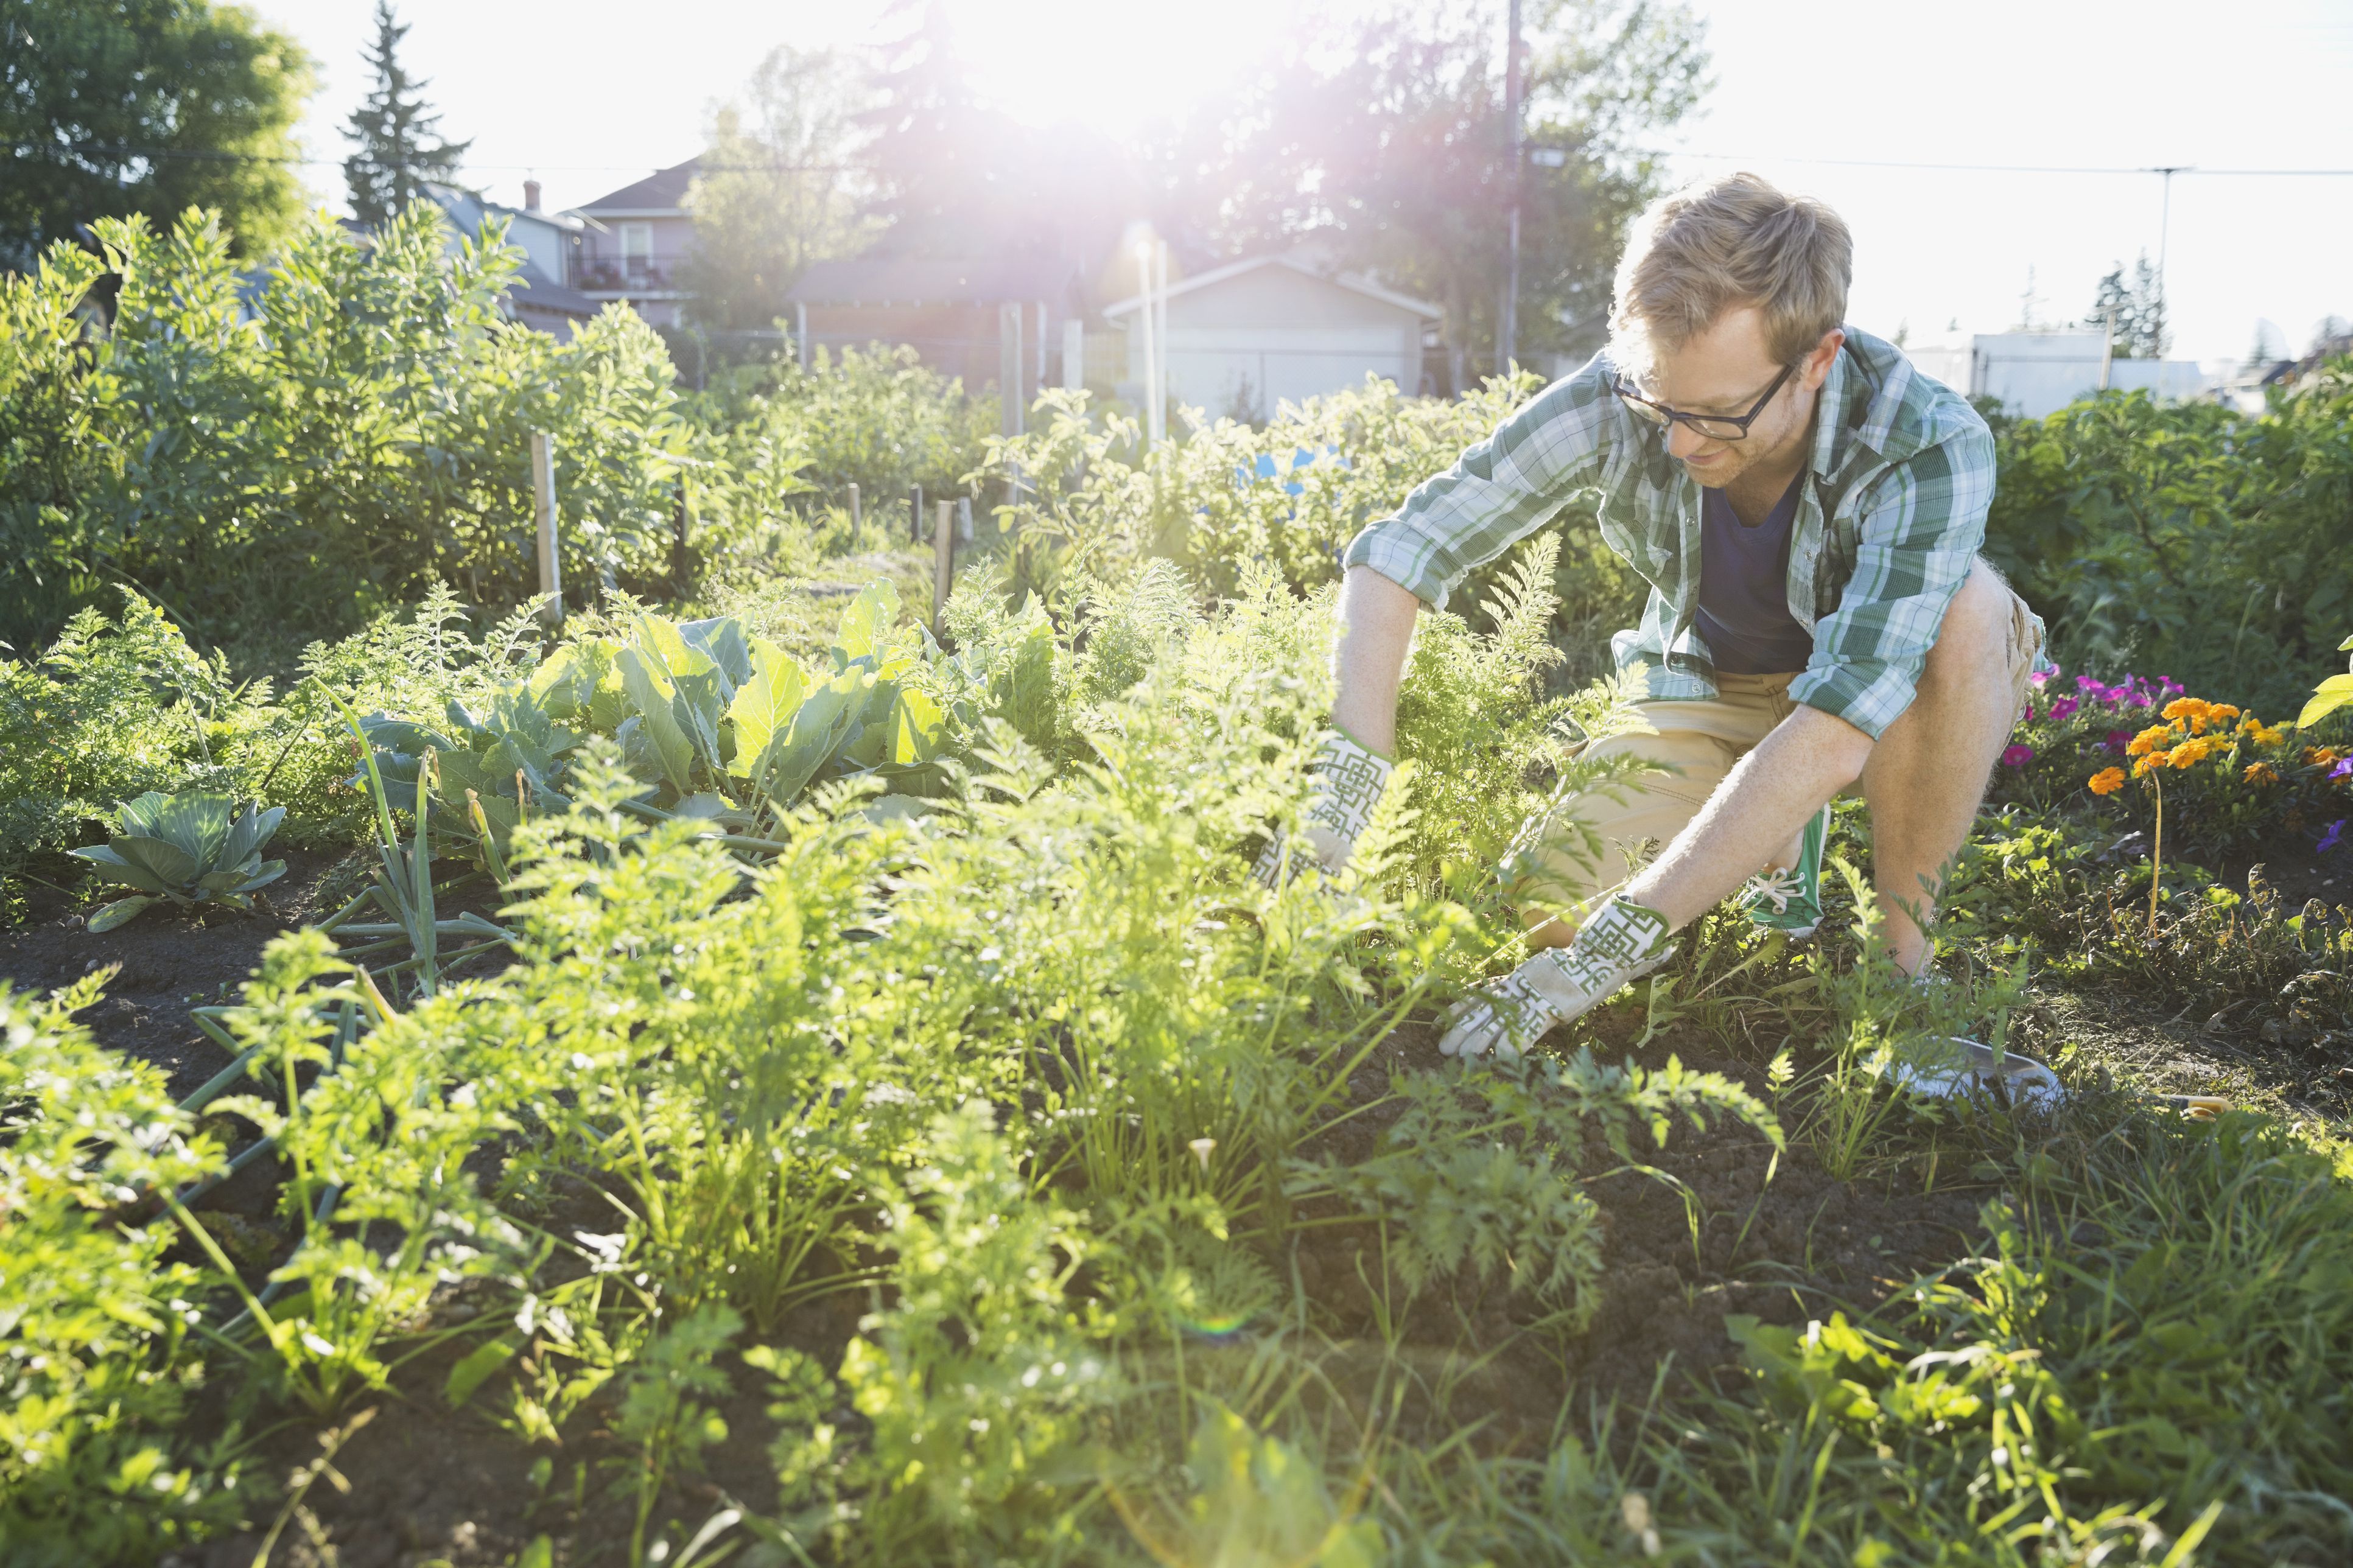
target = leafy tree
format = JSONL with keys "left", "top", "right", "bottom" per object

{"left": 680, "top": 46, "right": 878, "bottom": 334}
{"left": 858, "top": 0, "right": 1007, "bottom": 256}
{"left": 0, "top": 0, "right": 314, "bottom": 267}
{"left": 342, "top": 0, "right": 471, "bottom": 228}
{"left": 2078, "top": 251, "right": 2167, "bottom": 359}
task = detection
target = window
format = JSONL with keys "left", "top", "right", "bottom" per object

{"left": 620, "top": 223, "right": 653, "bottom": 281}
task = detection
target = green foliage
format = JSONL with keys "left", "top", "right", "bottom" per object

{"left": 679, "top": 46, "right": 875, "bottom": 335}
{"left": 0, "top": 206, "right": 688, "bottom": 657}
{"left": 972, "top": 377, "right": 1644, "bottom": 685}
{"left": 1666, "top": 1117, "right": 2353, "bottom": 1565}
{"left": 0, "top": 973, "right": 236, "bottom": 1561}
{"left": 0, "top": 0, "right": 315, "bottom": 268}
{"left": 69, "top": 790, "right": 284, "bottom": 929}
{"left": 689, "top": 343, "right": 994, "bottom": 522}
{"left": 1983, "top": 363, "right": 2353, "bottom": 714}
{"left": 2301, "top": 631, "right": 2353, "bottom": 730}
{"left": 358, "top": 583, "right": 952, "bottom": 856}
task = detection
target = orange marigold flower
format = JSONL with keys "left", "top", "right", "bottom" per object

{"left": 2133, "top": 751, "right": 2171, "bottom": 777}
{"left": 2245, "top": 762, "right": 2279, "bottom": 785}
{"left": 2172, "top": 738, "right": 2216, "bottom": 768}
{"left": 2127, "top": 725, "right": 2175, "bottom": 757}
{"left": 2162, "top": 697, "right": 2210, "bottom": 723}
{"left": 2209, "top": 704, "right": 2240, "bottom": 722}
{"left": 2251, "top": 722, "right": 2287, "bottom": 747}
{"left": 2307, "top": 746, "right": 2344, "bottom": 768}
{"left": 2089, "top": 766, "right": 2127, "bottom": 795}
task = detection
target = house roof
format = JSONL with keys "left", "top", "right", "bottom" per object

{"left": 1101, "top": 253, "right": 1442, "bottom": 323}
{"left": 785, "top": 254, "right": 1079, "bottom": 307}
{"left": 508, "top": 260, "right": 599, "bottom": 320}
{"left": 577, "top": 158, "right": 702, "bottom": 214}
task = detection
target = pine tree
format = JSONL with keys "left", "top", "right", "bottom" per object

{"left": 343, "top": 0, "right": 471, "bottom": 228}
{"left": 2078, "top": 251, "right": 2167, "bottom": 359}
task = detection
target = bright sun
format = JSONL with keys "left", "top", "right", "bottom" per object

{"left": 940, "top": 0, "right": 1316, "bottom": 136}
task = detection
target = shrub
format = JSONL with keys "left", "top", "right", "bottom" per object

{"left": 969, "top": 376, "right": 1644, "bottom": 682}
{"left": 0, "top": 206, "right": 688, "bottom": 659}
{"left": 1984, "top": 364, "right": 2353, "bottom": 715}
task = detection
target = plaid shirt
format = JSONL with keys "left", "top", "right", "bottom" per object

{"left": 1342, "top": 326, "right": 2001, "bottom": 740}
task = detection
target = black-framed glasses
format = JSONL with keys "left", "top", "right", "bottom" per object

{"left": 1610, "top": 361, "right": 1797, "bottom": 441}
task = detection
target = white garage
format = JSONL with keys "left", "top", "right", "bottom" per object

{"left": 1103, "top": 253, "right": 1440, "bottom": 424}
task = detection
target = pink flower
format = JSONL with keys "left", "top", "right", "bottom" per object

{"left": 2030, "top": 668, "right": 2055, "bottom": 688}
{"left": 2049, "top": 696, "right": 2079, "bottom": 721}
{"left": 2075, "top": 674, "right": 2103, "bottom": 693}
{"left": 2001, "top": 743, "right": 2036, "bottom": 767}
{"left": 2104, "top": 729, "right": 2133, "bottom": 754}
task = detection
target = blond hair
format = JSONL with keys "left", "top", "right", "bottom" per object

{"left": 1608, "top": 172, "right": 1852, "bottom": 376}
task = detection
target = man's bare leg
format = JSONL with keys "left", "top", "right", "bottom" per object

{"left": 1521, "top": 559, "right": 2022, "bottom": 970}
{"left": 1859, "top": 559, "right": 2025, "bottom": 974}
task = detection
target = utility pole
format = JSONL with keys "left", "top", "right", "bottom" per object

{"left": 2147, "top": 165, "right": 2187, "bottom": 357}
{"left": 1498, "top": 0, "right": 1524, "bottom": 377}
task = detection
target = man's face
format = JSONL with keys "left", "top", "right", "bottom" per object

{"left": 1628, "top": 306, "right": 1841, "bottom": 489}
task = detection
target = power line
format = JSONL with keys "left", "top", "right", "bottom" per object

{"left": 1652, "top": 149, "right": 2353, "bottom": 177}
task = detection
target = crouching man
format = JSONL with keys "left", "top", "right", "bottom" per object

{"left": 1263, "top": 172, "right": 2043, "bottom": 1058}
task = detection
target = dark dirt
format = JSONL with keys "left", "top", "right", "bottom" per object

{"left": 1, "top": 850, "right": 365, "bottom": 1099}
{"left": 1283, "top": 1012, "right": 1991, "bottom": 1462}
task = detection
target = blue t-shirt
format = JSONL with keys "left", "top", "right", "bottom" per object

{"left": 1694, "top": 473, "right": 1817, "bottom": 675}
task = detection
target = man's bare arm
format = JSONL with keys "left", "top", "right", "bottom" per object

{"left": 1330, "top": 566, "right": 1422, "bottom": 756}
{"left": 1623, "top": 704, "right": 1874, "bottom": 929}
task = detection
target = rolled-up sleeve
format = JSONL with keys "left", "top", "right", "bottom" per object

{"left": 1341, "top": 356, "right": 1624, "bottom": 609}
{"left": 1787, "top": 422, "right": 1994, "bottom": 739}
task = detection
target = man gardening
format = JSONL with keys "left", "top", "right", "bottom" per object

{"left": 1263, "top": 172, "right": 2044, "bottom": 1061}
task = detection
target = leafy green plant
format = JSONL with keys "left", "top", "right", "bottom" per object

{"left": 0, "top": 973, "right": 237, "bottom": 1563}
{"left": 68, "top": 791, "right": 284, "bottom": 930}
{"left": 2301, "top": 631, "right": 2353, "bottom": 729}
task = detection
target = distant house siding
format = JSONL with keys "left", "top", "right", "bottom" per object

{"left": 800, "top": 303, "right": 1009, "bottom": 390}
{"left": 1123, "top": 265, "right": 1425, "bottom": 421}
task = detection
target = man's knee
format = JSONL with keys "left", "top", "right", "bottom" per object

{"left": 1921, "top": 559, "right": 2015, "bottom": 692}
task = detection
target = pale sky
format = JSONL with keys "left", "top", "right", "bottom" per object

{"left": 261, "top": 0, "right": 2353, "bottom": 366}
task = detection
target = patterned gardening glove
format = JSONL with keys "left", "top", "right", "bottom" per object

{"left": 1438, "top": 896, "right": 1676, "bottom": 1060}
{"left": 1252, "top": 727, "right": 1395, "bottom": 887}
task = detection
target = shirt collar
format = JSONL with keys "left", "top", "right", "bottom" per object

{"left": 1808, "top": 337, "right": 1856, "bottom": 481}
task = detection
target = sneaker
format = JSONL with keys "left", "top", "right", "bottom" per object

{"left": 1741, "top": 803, "right": 1829, "bottom": 937}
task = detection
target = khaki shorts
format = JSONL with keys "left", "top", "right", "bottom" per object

{"left": 1498, "top": 575, "right": 2043, "bottom": 929}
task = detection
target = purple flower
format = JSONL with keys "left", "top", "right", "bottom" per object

{"left": 2075, "top": 674, "right": 2103, "bottom": 693}
{"left": 2332, "top": 757, "right": 2353, "bottom": 783}
{"left": 2049, "top": 696, "right": 2079, "bottom": 721}
{"left": 2105, "top": 729, "right": 2133, "bottom": 754}
{"left": 2001, "top": 743, "right": 2036, "bottom": 768}
{"left": 2321, "top": 819, "right": 2348, "bottom": 855}
{"left": 2030, "top": 668, "right": 2055, "bottom": 688}
{"left": 2158, "top": 676, "right": 2184, "bottom": 698}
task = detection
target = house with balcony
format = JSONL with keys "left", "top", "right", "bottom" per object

{"left": 571, "top": 158, "right": 701, "bottom": 328}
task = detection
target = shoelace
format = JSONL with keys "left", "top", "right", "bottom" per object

{"left": 1742, "top": 866, "right": 1804, "bottom": 914}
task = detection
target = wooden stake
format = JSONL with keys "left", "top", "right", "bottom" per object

{"left": 910, "top": 485, "right": 923, "bottom": 545}
{"left": 530, "top": 431, "right": 561, "bottom": 628}
{"left": 846, "top": 481, "right": 860, "bottom": 533}
{"left": 931, "top": 499, "right": 955, "bottom": 629}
